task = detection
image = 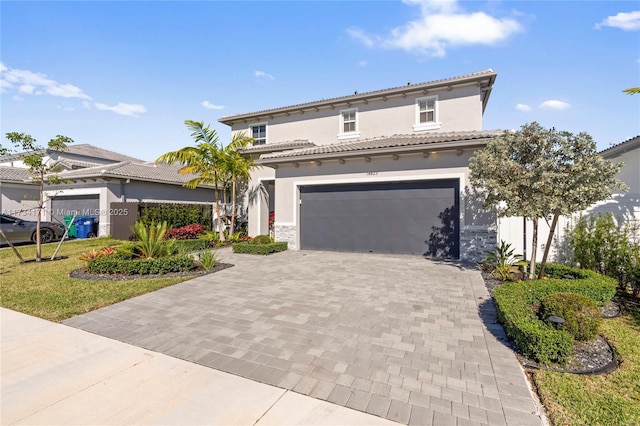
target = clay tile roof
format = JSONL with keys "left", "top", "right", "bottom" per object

{"left": 240, "top": 139, "right": 315, "bottom": 154}
{"left": 53, "top": 161, "right": 212, "bottom": 187}
{"left": 258, "top": 130, "right": 503, "bottom": 162}
{"left": 0, "top": 166, "right": 33, "bottom": 183}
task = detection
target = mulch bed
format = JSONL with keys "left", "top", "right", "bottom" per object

{"left": 69, "top": 262, "right": 234, "bottom": 281}
{"left": 481, "top": 271, "right": 619, "bottom": 374}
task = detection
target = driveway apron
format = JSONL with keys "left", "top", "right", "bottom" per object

{"left": 64, "top": 248, "right": 544, "bottom": 425}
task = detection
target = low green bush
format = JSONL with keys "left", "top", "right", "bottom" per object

{"left": 232, "top": 241, "right": 287, "bottom": 255}
{"left": 493, "top": 271, "right": 616, "bottom": 365}
{"left": 537, "top": 263, "right": 592, "bottom": 280}
{"left": 172, "top": 237, "right": 211, "bottom": 253}
{"left": 251, "top": 235, "right": 273, "bottom": 245}
{"left": 87, "top": 254, "right": 194, "bottom": 275}
{"left": 540, "top": 292, "right": 602, "bottom": 341}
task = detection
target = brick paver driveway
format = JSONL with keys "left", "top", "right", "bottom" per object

{"left": 64, "top": 249, "right": 544, "bottom": 425}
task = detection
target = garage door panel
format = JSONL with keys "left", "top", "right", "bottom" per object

{"left": 50, "top": 195, "right": 100, "bottom": 223}
{"left": 300, "top": 180, "right": 459, "bottom": 257}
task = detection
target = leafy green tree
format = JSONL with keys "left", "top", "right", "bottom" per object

{"left": 219, "top": 132, "right": 255, "bottom": 235}
{"left": 469, "top": 122, "right": 627, "bottom": 279}
{"left": 4, "top": 132, "right": 74, "bottom": 261}
{"left": 156, "top": 120, "right": 227, "bottom": 241}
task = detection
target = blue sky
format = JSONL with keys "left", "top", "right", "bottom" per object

{"left": 1, "top": 1, "right": 639, "bottom": 161}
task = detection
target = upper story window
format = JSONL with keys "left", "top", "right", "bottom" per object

{"left": 338, "top": 108, "right": 360, "bottom": 140}
{"left": 251, "top": 123, "right": 267, "bottom": 145}
{"left": 414, "top": 95, "right": 440, "bottom": 131}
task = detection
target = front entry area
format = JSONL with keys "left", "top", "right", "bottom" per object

{"left": 299, "top": 179, "right": 460, "bottom": 257}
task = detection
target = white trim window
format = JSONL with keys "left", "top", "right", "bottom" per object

{"left": 338, "top": 108, "right": 360, "bottom": 140}
{"left": 251, "top": 123, "right": 267, "bottom": 145}
{"left": 413, "top": 96, "right": 440, "bottom": 131}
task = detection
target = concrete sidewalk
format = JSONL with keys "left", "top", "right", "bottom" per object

{"left": 1, "top": 308, "right": 399, "bottom": 425}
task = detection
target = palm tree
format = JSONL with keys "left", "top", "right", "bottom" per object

{"left": 623, "top": 87, "right": 640, "bottom": 95}
{"left": 219, "top": 132, "right": 255, "bottom": 236}
{"left": 156, "top": 120, "right": 226, "bottom": 241}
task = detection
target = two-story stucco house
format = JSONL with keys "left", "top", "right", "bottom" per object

{"left": 220, "top": 70, "right": 502, "bottom": 260}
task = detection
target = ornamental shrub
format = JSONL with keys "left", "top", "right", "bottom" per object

{"left": 540, "top": 292, "right": 601, "bottom": 341}
{"left": 87, "top": 254, "right": 194, "bottom": 275}
{"left": 166, "top": 224, "right": 206, "bottom": 240}
{"left": 493, "top": 271, "right": 616, "bottom": 365}
{"left": 232, "top": 241, "right": 287, "bottom": 255}
{"left": 251, "top": 235, "right": 273, "bottom": 245}
{"left": 568, "top": 213, "right": 640, "bottom": 297}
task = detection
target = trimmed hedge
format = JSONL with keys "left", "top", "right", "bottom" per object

{"left": 493, "top": 265, "right": 616, "bottom": 365}
{"left": 540, "top": 292, "right": 601, "bottom": 341}
{"left": 87, "top": 254, "right": 194, "bottom": 275}
{"left": 172, "top": 238, "right": 212, "bottom": 253}
{"left": 232, "top": 241, "right": 288, "bottom": 255}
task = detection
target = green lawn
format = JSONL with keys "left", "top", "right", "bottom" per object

{"left": 0, "top": 238, "right": 190, "bottom": 322}
{"left": 532, "top": 298, "right": 640, "bottom": 425}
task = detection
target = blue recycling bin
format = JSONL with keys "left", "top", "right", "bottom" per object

{"left": 75, "top": 216, "right": 96, "bottom": 239}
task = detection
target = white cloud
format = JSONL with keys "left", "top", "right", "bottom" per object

{"left": 254, "top": 70, "right": 275, "bottom": 80}
{"left": 81, "top": 100, "right": 93, "bottom": 109}
{"left": 540, "top": 100, "right": 571, "bottom": 110}
{"left": 0, "top": 62, "right": 92, "bottom": 99}
{"left": 595, "top": 11, "right": 640, "bottom": 31}
{"left": 516, "top": 103, "right": 531, "bottom": 112}
{"left": 346, "top": 28, "right": 376, "bottom": 48}
{"left": 358, "top": 60, "right": 368, "bottom": 67}
{"left": 94, "top": 102, "right": 147, "bottom": 117}
{"left": 348, "top": 0, "right": 522, "bottom": 56}
{"left": 57, "top": 105, "right": 75, "bottom": 111}
{"left": 12, "top": 95, "right": 24, "bottom": 101}
{"left": 201, "top": 100, "right": 224, "bottom": 110}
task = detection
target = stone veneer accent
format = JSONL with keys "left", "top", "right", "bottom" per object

{"left": 460, "top": 226, "right": 497, "bottom": 262}
{"left": 275, "top": 224, "right": 297, "bottom": 250}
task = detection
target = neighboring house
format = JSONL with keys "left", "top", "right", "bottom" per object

{"left": 0, "top": 166, "right": 39, "bottom": 220}
{"left": 0, "top": 144, "right": 217, "bottom": 238}
{"left": 220, "top": 70, "right": 501, "bottom": 260}
{"left": 592, "top": 136, "right": 640, "bottom": 223}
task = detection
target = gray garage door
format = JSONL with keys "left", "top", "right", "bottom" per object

{"left": 300, "top": 180, "right": 459, "bottom": 258}
{"left": 50, "top": 195, "right": 100, "bottom": 223}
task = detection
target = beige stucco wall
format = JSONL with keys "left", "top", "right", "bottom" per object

{"left": 246, "top": 165, "right": 276, "bottom": 236}
{"left": 0, "top": 183, "right": 40, "bottom": 219}
{"left": 231, "top": 85, "right": 484, "bottom": 146}
{"left": 609, "top": 147, "right": 640, "bottom": 194}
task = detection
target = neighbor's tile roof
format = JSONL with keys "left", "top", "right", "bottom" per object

{"left": 52, "top": 161, "right": 211, "bottom": 186}
{"left": 54, "top": 159, "right": 101, "bottom": 169}
{"left": 0, "top": 166, "right": 33, "bottom": 183}
{"left": 220, "top": 69, "right": 497, "bottom": 124}
{"left": 240, "top": 139, "right": 315, "bottom": 154}
{"left": 259, "top": 130, "right": 504, "bottom": 160}
{"left": 0, "top": 143, "right": 142, "bottom": 163}
{"left": 62, "top": 144, "right": 143, "bottom": 162}
{"left": 599, "top": 135, "right": 640, "bottom": 158}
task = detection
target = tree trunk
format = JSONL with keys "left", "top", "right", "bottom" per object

{"left": 229, "top": 176, "right": 237, "bottom": 236}
{"left": 36, "top": 175, "right": 43, "bottom": 261}
{"left": 537, "top": 207, "right": 561, "bottom": 279}
{"left": 529, "top": 218, "right": 538, "bottom": 280}
{"left": 214, "top": 174, "right": 225, "bottom": 242}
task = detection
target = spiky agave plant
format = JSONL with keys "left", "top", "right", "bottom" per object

{"left": 132, "top": 221, "right": 174, "bottom": 259}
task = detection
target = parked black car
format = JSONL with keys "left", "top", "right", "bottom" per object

{"left": 0, "top": 214, "right": 66, "bottom": 244}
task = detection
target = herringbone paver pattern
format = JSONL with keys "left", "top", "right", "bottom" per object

{"left": 64, "top": 249, "right": 544, "bottom": 425}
